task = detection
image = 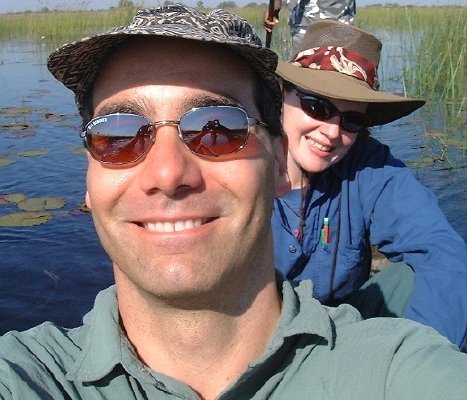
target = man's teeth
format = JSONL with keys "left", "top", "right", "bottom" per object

{"left": 307, "top": 138, "right": 331, "bottom": 152}
{"left": 143, "top": 219, "right": 205, "bottom": 232}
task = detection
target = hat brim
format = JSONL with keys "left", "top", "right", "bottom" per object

{"left": 277, "top": 61, "right": 425, "bottom": 126}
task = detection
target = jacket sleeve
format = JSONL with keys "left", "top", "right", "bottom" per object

{"left": 354, "top": 138, "right": 467, "bottom": 348}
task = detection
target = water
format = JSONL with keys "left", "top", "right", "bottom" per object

{"left": 0, "top": 40, "right": 465, "bottom": 334}
{"left": 370, "top": 29, "right": 466, "bottom": 237}
{"left": 0, "top": 41, "right": 114, "bottom": 333}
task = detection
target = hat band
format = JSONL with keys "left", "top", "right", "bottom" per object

{"left": 292, "top": 46, "right": 379, "bottom": 90}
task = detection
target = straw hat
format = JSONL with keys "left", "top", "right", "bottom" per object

{"left": 276, "top": 20, "right": 425, "bottom": 126}
{"left": 47, "top": 5, "right": 281, "bottom": 119}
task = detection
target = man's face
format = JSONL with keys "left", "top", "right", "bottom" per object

{"left": 85, "top": 38, "right": 288, "bottom": 302}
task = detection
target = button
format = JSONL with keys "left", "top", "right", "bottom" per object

{"left": 289, "top": 245, "right": 297, "bottom": 253}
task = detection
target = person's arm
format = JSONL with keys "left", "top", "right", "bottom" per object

{"left": 357, "top": 139, "right": 467, "bottom": 348}
{"left": 329, "top": 316, "right": 467, "bottom": 399}
{"left": 264, "top": 0, "right": 282, "bottom": 33}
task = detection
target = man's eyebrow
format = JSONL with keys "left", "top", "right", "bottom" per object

{"left": 94, "top": 93, "right": 242, "bottom": 117}
{"left": 187, "top": 94, "right": 240, "bottom": 109}
{"left": 95, "top": 99, "right": 145, "bottom": 116}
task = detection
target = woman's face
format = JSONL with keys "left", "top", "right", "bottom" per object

{"left": 283, "top": 86, "right": 367, "bottom": 187}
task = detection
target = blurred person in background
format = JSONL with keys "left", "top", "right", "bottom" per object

{"left": 265, "top": 0, "right": 356, "bottom": 52}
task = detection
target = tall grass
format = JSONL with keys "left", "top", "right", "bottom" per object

{"left": 0, "top": 8, "right": 138, "bottom": 45}
{"left": 358, "top": 6, "right": 466, "bottom": 142}
{"left": 359, "top": 6, "right": 466, "bottom": 103}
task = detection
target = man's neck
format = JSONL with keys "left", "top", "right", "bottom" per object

{"left": 115, "top": 269, "right": 281, "bottom": 400}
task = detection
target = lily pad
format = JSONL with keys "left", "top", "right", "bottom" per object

{"left": 26, "top": 89, "right": 50, "bottom": 99}
{"left": 78, "top": 202, "right": 91, "bottom": 213}
{"left": 17, "top": 149, "right": 49, "bottom": 157}
{"left": 11, "top": 130, "right": 35, "bottom": 138}
{"left": 45, "top": 112, "right": 68, "bottom": 122}
{"left": 0, "top": 157, "right": 14, "bottom": 166}
{"left": 0, "top": 106, "right": 32, "bottom": 117}
{"left": 70, "top": 146, "right": 86, "bottom": 155}
{"left": 0, "top": 123, "right": 29, "bottom": 131}
{"left": 0, "top": 193, "right": 26, "bottom": 204}
{"left": 0, "top": 211, "right": 52, "bottom": 226}
{"left": 17, "top": 197, "right": 66, "bottom": 212}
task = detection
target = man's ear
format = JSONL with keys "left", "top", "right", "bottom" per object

{"left": 85, "top": 191, "right": 92, "bottom": 210}
{"left": 273, "top": 135, "right": 291, "bottom": 198}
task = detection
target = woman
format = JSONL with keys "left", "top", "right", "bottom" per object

{"left": 273, "top": 20, "right": 467, "bottom": 349}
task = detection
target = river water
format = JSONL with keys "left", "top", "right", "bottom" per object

{"left": 0, "top": 40, "right": 465, "bottom": 334}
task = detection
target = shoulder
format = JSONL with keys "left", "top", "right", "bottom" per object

{"left": 0, "top": 322, "right": 85, "bottom": 397}
{"left": 0, "top": 321, "right": 84, "bottom": 368}
{"left": 330, "top": 316, "right": 465, "bottom": 373}
{"left": 281, "top": 285, "right": 467, "bottom": 398}
{"left": 0, "top": 287, "right": 117, "bottom": 396}
{"left": 321, "top": 314, "right": 467, "bottom": 398}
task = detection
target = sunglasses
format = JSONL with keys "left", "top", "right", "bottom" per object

{"left": 294, "top": 89, "right": 370, "bottom": 133}
{"left": 81, "top": 106, "right": 267, "bottom": 164}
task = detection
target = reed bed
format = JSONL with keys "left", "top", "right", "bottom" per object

{"left": 357, "top": 6, "right": 466, "bottom": 150}
{"left": 0, "top": 8, "right": 137, "bottom": 44}
{"left": 359, "top": 6, "right": 466, "bottom": 105}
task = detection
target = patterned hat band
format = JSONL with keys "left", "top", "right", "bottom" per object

{"left": 291, "top": 46, "right": 380, "bottom": 90}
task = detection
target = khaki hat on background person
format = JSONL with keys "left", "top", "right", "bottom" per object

{"left": 277, "top": 20, "right": 425, "bottom": 126}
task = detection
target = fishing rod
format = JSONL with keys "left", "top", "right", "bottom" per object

{"left": 265, "top": 0, "right": 275, "bottom": 48}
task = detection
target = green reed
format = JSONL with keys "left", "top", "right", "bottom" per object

{"left": 360, "top": 6, "right": 466, "bottom": 168}
{"left": 358, "top": 6, "right": 466, "bottom": 102}
{"left": 0, "top": 8, "right": 138, "bottom": 45}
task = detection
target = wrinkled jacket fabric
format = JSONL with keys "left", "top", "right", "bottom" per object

{"left": 272, "top": 136, "right": 467, "bottom": 348}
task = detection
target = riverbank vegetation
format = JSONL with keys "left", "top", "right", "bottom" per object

{"left": 0, "top": 4, "right": 465, "bottom": 161}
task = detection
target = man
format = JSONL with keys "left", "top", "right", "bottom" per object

{"left": 0, "top": 5, "right": 466, "bottom": 399}
{"left": 265, "top": 0, "right": 356, "bottom": 52}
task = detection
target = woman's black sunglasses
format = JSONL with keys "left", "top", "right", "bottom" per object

{"left": 293, "top": 88, "right": 371, "bottom": 133}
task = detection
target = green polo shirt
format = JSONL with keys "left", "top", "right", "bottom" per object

{"left": 0, "top": 280, "right": 466, "bottom": 399}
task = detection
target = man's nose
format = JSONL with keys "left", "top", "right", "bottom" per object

{"left": 137, "top": 126, "right": 203, "bottom": 197}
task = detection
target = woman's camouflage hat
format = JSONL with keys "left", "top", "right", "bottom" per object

{"left": 47, "top": 4, "right": 281, "bottom": 118}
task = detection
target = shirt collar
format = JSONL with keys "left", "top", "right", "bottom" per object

{"left": 270, "top": 278, "right": 333, "bottom": 345}
{"left": 65, "top": 279, "right": 361, "bottom": 383}
{"left": 263, "top": 277, "right": 362, "bottom": 359}
{"left": 66, "top": 285, "right": 140, "bottom": 382}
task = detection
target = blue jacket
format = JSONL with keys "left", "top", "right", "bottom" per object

{"left": 272, "top": 136, "right": 467, "bottom": 348}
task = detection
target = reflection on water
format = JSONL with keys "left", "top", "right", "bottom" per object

{"left": 0, "top": 40, "right": 465, "bottom": 334}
